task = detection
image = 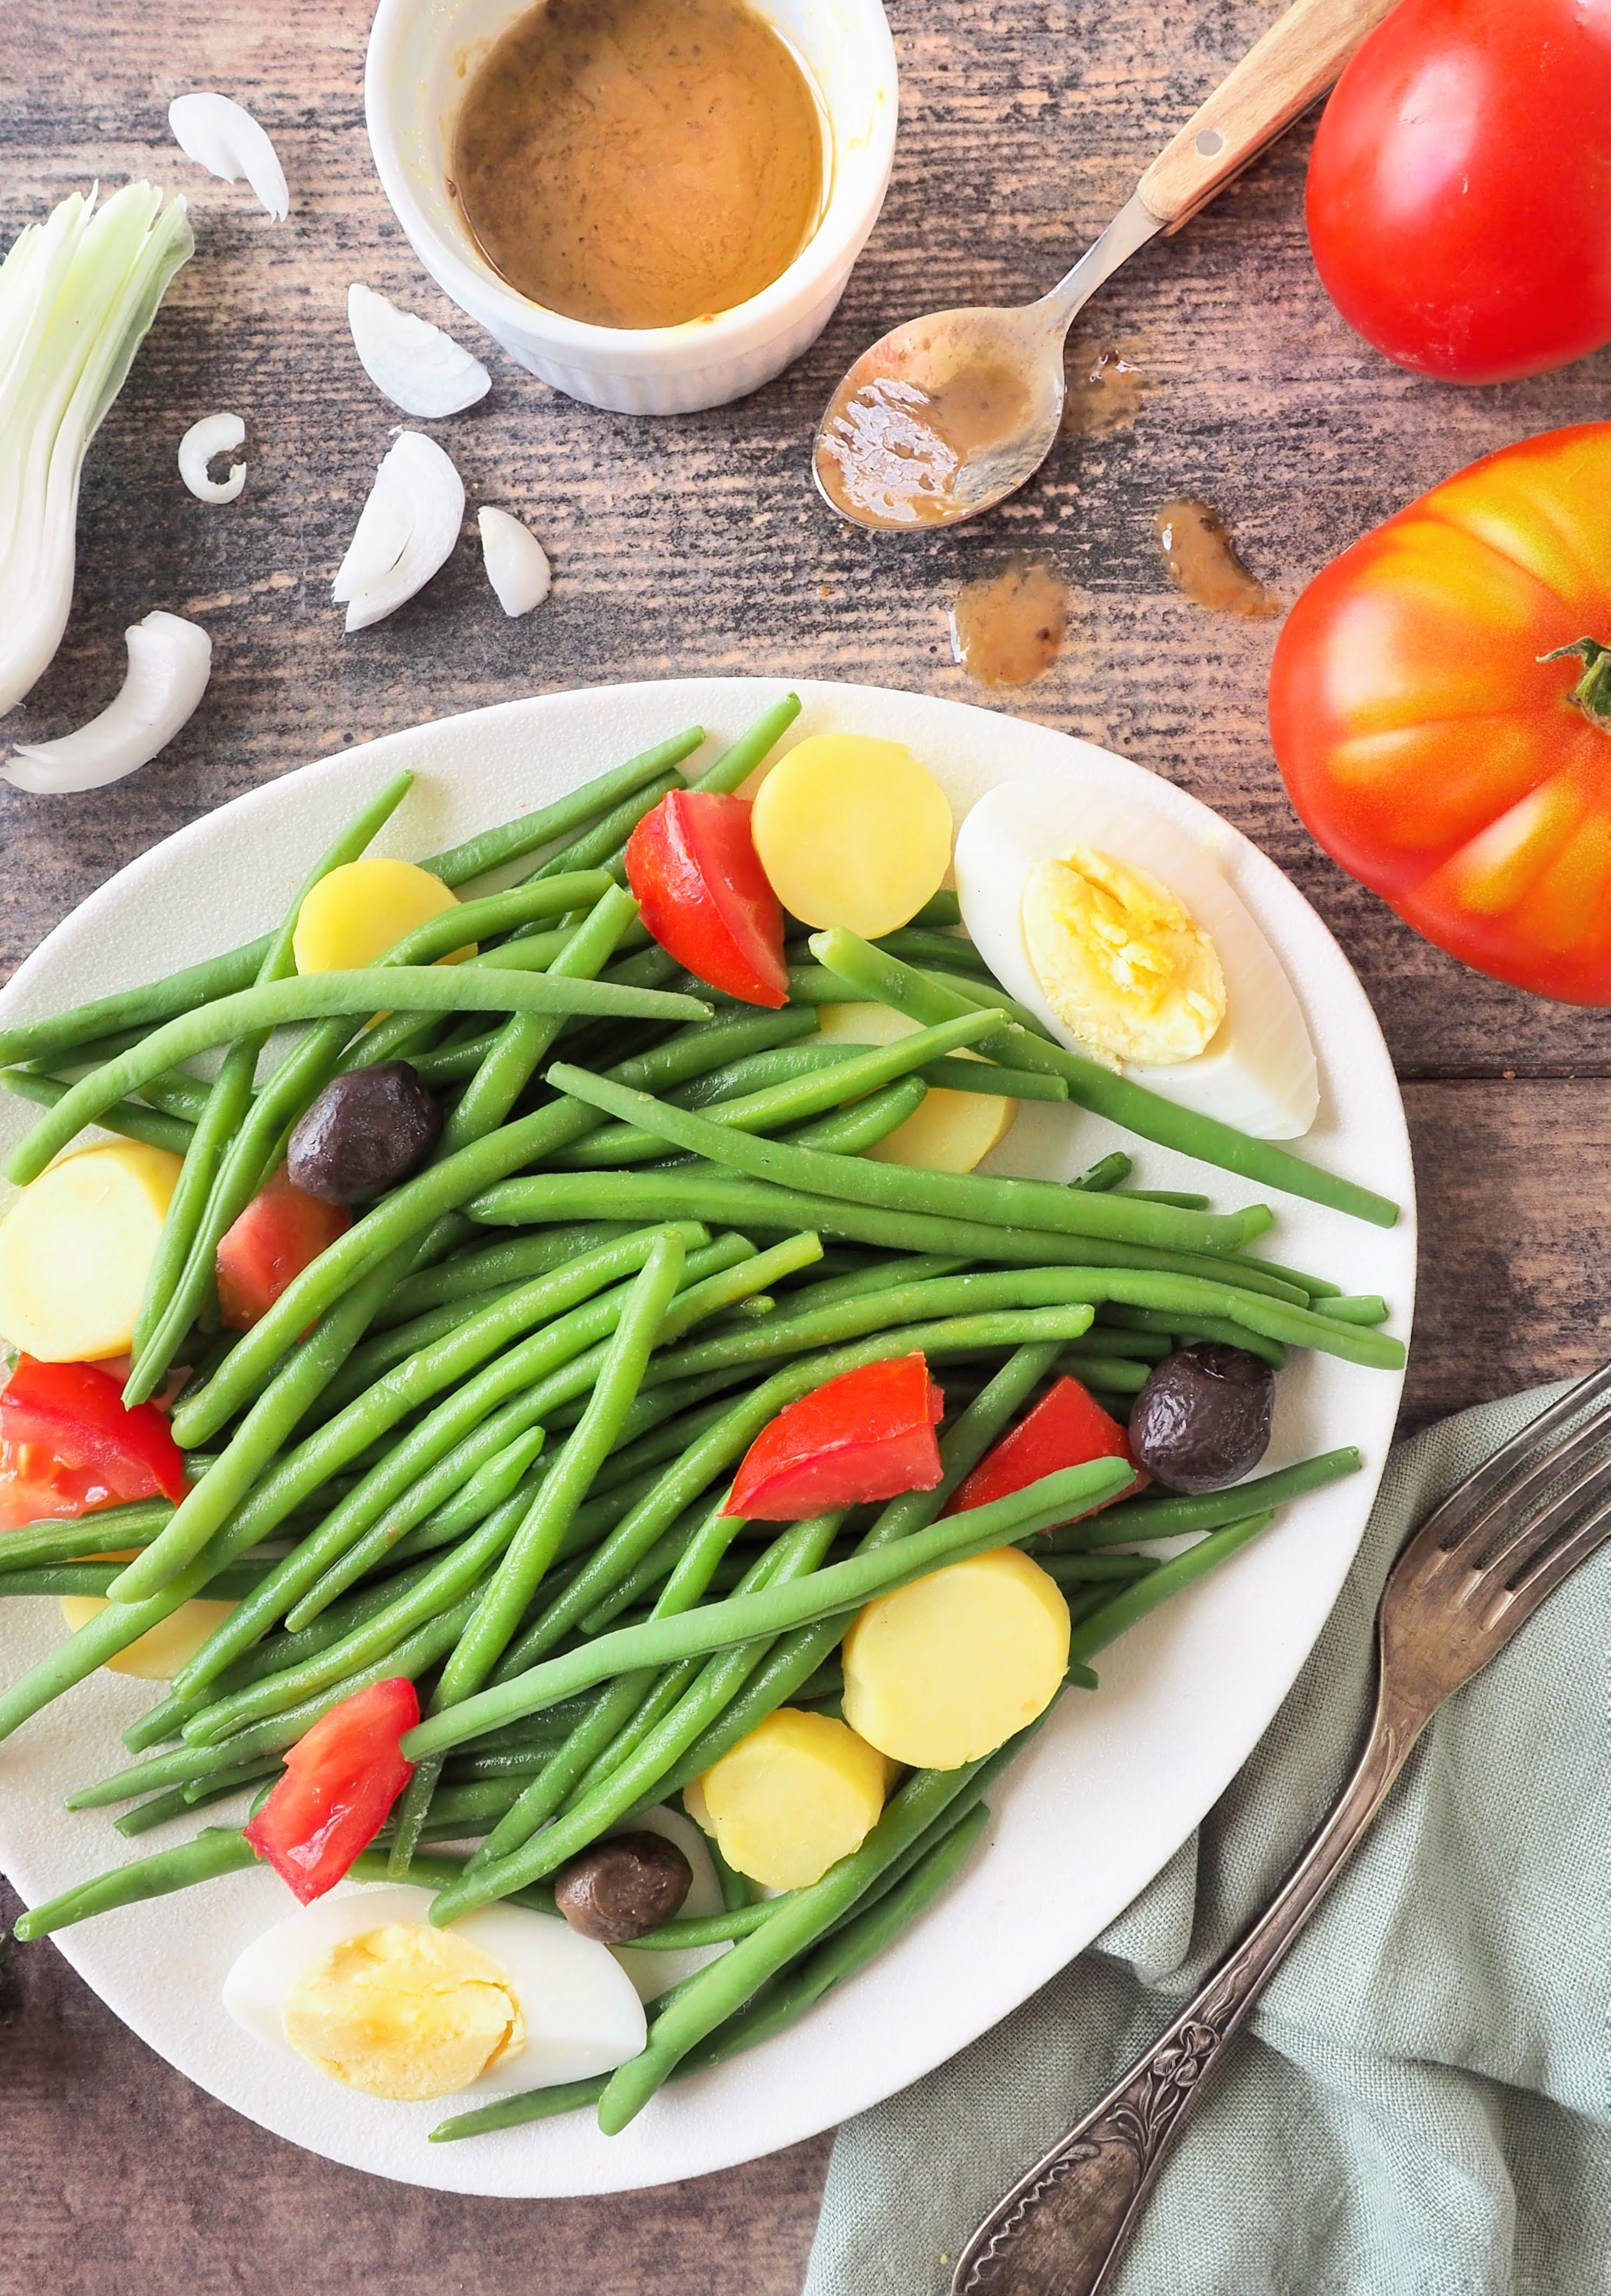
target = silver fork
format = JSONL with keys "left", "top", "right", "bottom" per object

{"left": 952, "top": 1364, "right": 1611, "bottom": 2296}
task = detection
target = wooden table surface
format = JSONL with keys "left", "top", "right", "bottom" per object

{"left": 4, "top": 1, "right": 1608, "bottom": 2288}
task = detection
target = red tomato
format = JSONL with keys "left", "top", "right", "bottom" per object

{"left": 1270, "top": 424, "right": 1611, "bottom": 1002}
{"left": 0, "top": 1356, "right": 187, "bottom": 1506}
{"left": 215, "top": 1166, "right": 351, "bottom": 1331}
{"left": 1306, "top": 0, "right": 1611, "bottom": 383}
{"left": 726, "top": 1354, "right": 945, "bottom": 1520}
{"left": 0, "top": 1443, "right": 117, "bottom": 1532}
{"left": 244, "top": 1677, "right": 419, "bottom": 1903}
{"left": 943, "top": 1376, "right": 1141, "bottom": 1523}
{"left": 624, "top": 790, "right": 788, "bottom": 1008}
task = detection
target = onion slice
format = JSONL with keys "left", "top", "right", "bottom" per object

{"left": 178, "top": 412, "right": 247, "bottom": 504}
{"left": 347, "top": 284, "right": 491, "bottom": 419}
{"left": 478, "top": 507, "right": 552, "bottom": 616}
{"left": 333, "top": 431, "right": 465, "bottom": 633}
{"left": 3, "top": 612, "right": 211, "bottom": 793}
{"left": 169, "top": 94, "right": 289, "bottom": 222}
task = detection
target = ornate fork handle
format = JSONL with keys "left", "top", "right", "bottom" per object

{"left": 951, "top": 1677, "right": 1428, "bottom": 2296}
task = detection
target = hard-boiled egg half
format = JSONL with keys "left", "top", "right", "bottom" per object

{"left": 223, "top": 1882, "right": 645, "bottom": 2103}
{"left": 955, "top": 779, "right": 1318, "bottom": 1139}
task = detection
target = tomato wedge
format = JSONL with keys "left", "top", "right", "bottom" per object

{"left": 624, "top": 789, "right": 788, "bottom": 1008}
{"left": 1, "top": 1356, "right": 187, "bottom": 1506}
{"left": 726, "top": 1354, "right": 945, "bottom": 1520}
{"left": 244, "top": 1677, "right": 419, "bottom": 1903}
{"left": 216, "top": 1165, "right": 351, "bottom": 1331}
{"left": 943, "top": 1375, "right": 1141, "bottom": 1524}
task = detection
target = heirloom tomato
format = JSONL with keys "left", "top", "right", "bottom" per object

{"left": 1269, "top": 425, "right": 1611, "bottom": 1003}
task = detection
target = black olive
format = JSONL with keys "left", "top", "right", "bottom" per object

{"left": 285, "top": 1062, "right": 442, "bottom": 1203}
{"left": 1128, "top": 1342, "right": 1275, "bottom": 1494}
{"left": 553, "top": 1830, "right": 693, "bottom": 1944}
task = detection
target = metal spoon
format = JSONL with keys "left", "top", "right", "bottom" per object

{"left": 813, "top": 0, "right": 1400, "bottom": 532}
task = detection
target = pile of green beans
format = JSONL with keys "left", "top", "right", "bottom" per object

{"left": 0, "top": 696, "right": 1401, "bottom": 2145}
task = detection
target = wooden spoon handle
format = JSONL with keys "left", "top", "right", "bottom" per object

{"left": 1138, "top": 0, "right": 1400, "bottom": 229}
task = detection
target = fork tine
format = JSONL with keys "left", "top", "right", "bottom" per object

{"left": 1399, "top": 1361, "right": 1611, "bottom": 1574}
{"left": 1473, "top": 1446, "right": 1611, "bottom": 1585}
{"left": 1482, "top": 1493, "right": 1611, "bottom": 1636}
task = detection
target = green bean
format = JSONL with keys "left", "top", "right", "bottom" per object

{"left": 810, "top": 928, "right": 1401, "bottom": 1228}
{"left": 421, "top": 730, "right": 704, "bottom": 885}
{"left": 547, "top": 1063, "right": 1271, "bottom": 1255}
{"left": 405, "top": 1028, "right": 508, "bottom": 1088}
{"left": 373, "top": 1223, "right": 637, "bottom": 1327}
{"left": 1062, "top": 1328, "right": 1171, "bottom": 1362}
{"left": 528, "top": 774, "right": 681, "bottom": 883}
{"left": 1122, "top": 1188, "right": 1212, "bottom": 1209}
{"left": 1041, "top": 1551, "right": 1159, "bottom": 1584}
{"left": 462, "top": 1514, "right": 843, "bottom": 1884}
{"left": 6, "top": 969, "right": 710, "bottom": 1189}
{"left": 443, "top": 883, "right": 639, "bottom": 1152}
{"left": 783, "top": 1077, "right": 927, "bottom": 1153}
{"left": 174, "top": 1014, "right": 820, "bottom": 1448}
{"left": 768, "top": 1252, "right": 973, "bottom": 1318}
{"left": 445, "top": 1675, "right": 658, "bottom": 1873}
{"left": 307, "top": 1286, "right": 527, "bottom": 1418}
{"left": 620, "top": 1899, "right": 782, "bottom": 1950}
{"left": 1097, "top": 1304, "right": 1288, "bottom": 1369}
{"left": 69, "top": 1594, "right": 486, "bottom": 1810}
{"left": 121, "top": 1227, "right": 706, "bottom": 1616}
{"left": 12, "top": 1827, "right": 259, "bottom": 1940}
{"left": 553, "top": 1009, "right": 1000, "bottom": 1166}
{"left": 665, "top": 1043, "right": 1069, "bottom": 1111}
{"left": 430, "top": 1236, "right": 688, "bottom": 1703}
{"left": 0, "top": 1069, "right": 196, "bottom": 1154}
{"left": 1064, "top": 1511, "right": 1277, "bottom": 1664}
{"left": 1315, "top": 1294, "right": 1390, "bottom": 1325}
{"left": 868, "top": 927, "right": 990, "bottom": 975}
{"left": 1045, "top": 1445, "right": 1362, "bottom": 1552}
{"left": 0, "top": 1560, "right": 270, "bottom": 1599}
{"left": 405, "top": 1458, "right": 1131, "bottom": 1777}
{"left": 0, "top": 1500, "right": 175, "bottom": 1572}
{"left": 594, "top": 1726, "right": 1038, "bottom": 2130}
{"left": 1073, "top": 1152, "right": 1133, "bottom": 1192}
{"left": 115, "top": 1763, "right": 278, "bottom": 1837}
{"left": 164, "top": 1231, "right": 734, "bottom": 1689}
{"left": 298, "top": 1426, "right": 548, "bottom": 1616}
{"left": 707, "top": 1833, "right": 758, "bottom": 1912}
{"left": 685, "top": 693, "right": 801, "bottom": 796}
{"left": 126, "top": 772, "right": 422, "bottom": 1376}
{"left": 1061, "top": 1357, "right": 1147, "bottom": 1394}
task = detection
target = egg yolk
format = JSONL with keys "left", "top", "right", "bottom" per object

{"left": 1021, "top": 845, "right": 1226, "bottom": 1067}
{"left": 282, "top": 1921, "right": 524, "bottom": 2102}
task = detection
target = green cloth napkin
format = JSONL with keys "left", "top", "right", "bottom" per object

{"left": 805, "top": 1382, "right": 1611, "bottom": 2296}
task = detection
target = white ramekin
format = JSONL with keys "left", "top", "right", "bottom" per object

{"left": 364, "top": 0, "right": 898, "bottom": 416}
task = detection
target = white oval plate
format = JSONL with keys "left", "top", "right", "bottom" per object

{"left": 0, "top": 678, "right": 1414, "bottom": 2195}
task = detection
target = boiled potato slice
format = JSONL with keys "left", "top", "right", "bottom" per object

{"left": 750, "top": 735, "right": 952, "bottom": 939}
{"left": 696, "top": 1707, "right": 890, "bottom": 1889}
{"left": 0, "top": 1141, "right": 183, "bottom": 1361}
{"left": 814, "top": 1002, "right": 1014, "bottom": 1173}
{"left": 292, "top": 857, "right": 473, "bottom": 972}
{"left": 843, "top": 1547, "right": 1070, "bottom": 1769}
{"left": 60, "top": 1594, "right": 238, "bottom": 1681}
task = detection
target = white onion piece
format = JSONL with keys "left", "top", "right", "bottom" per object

{"left": 478, "top": 507, "right": 551, "bottom": 617}
{"left": 333, "top": 431, "right": 465, "bottom": 633}
{"left": 3, "top": 612, "right": 211, "bottom": 793}
{"left": 178, "top": 411, "right": 246, "bottom": 504}
{"left": 347, "top": 284, "right": 491, "bottom": 419}
{"left": 168, "top": 93, "right": 289, "bottom": 222}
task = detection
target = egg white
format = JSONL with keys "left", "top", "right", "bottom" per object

{"left": 954, "top": 779, "right": 1319, "bottom": 1139}
{"left": 222, "top": 1882, "right": 646, "bottom": 2096}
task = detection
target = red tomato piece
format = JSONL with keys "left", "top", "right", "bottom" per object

{"left": 725, "top": 1354, "right": 945, "bottom": 1521}
{"left": 624, "top": 790, "right": 788, "bottom": 1008}
{"left": 0, "top": 1441, "right": 118, "bottom": 1532}
{"left": 0, "top": 1356, "right": 187, "bottom": 1506}
{"left": 943, "top": 1376, "right": 1141, "bottom": 1526}
{"left": 1306, "top": 0, "right": 1611, "bottom": 384}
{"left": 244, "top": 1677, "right": 419, "bottom": 1903}
{"left": 216, "top": 1166, "right": 351, "bottom": 1331}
